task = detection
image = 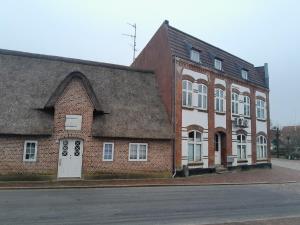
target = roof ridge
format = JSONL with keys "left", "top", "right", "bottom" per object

{"left": 0, "top": 48, "right": 154, "bottom": 74}
{"left": 167, "top": 24, "right": 255, "bottom": 66}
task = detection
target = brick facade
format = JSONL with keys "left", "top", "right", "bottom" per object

{"left": 0, "top": 78, "right": 172, "bottom": 178}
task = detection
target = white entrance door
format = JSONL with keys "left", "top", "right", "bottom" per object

{"left": 58, "top": 139, "right": 83, "bottom": 178}
{"left": 215, "top": 134, "right": 221, "bottom": 165}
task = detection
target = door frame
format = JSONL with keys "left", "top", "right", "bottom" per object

{"left": 57, "top": 138, "right": 84, "bottom": 179}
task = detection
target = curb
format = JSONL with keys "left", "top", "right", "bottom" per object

{"left": 0, "top": 181, "right": 297, "bottom": 190}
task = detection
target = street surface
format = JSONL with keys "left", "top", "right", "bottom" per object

{"left": 272, "top": 157, "right": 300, "bottom": 171}
{"left": 1, "top": 183, "right": 300, "bottom": 225}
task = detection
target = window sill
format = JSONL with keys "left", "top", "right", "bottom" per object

{"left": 128, "top": 159, "right": 147, "bottom": 162}
{"left": 237, "top": 160, "right": 248, "bottom": 163}
{"left": 256, "top": 159, "right": 268, "bottom": 162}
{"left": 215, "top": 111, "right": 226, "bottom": 115}
{"left": 188, "top": 161, "right": 204, "bottom": 166}
{"left": 182, "top": 106, "right": 194, "bottom": 111}
{"left": 196, "top": 108, "right": 208, "bottom": 113}
{"left": 257, "top": 118, "right": 267, "bottom": 122}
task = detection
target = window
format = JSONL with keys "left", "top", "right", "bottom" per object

{"left": 256, "top": 99, "right": 266, "bottom": 120}
{"left": 237, "top": 134, "right": 247, "bottom": 160}
{"left": 103, "top": 143, "right": 114, "bottom": 161}
{"left": 188, "top": 131, "right": 202, "bottom": 162}
{"left": 231, "top": 92, "right": 239, "bottom": 115}
{"left": 241, "top": 69, "right": 248, "bottom": 80}
{"left": 197, "top": 84, "right": 207, "bottom": 110}
{"left": 257, "top": 136, "right": 267, "bottom": 159}
{"left": 65, "top": 115, "right": 82, "bottom": 130}
{"left": 23, "top": 141, "right": 38, "bottom": 162}
{"left": 243, "top": 96, "right": 250, "bottom": 117}
{"left": 190, "top": 49, "right": 201, "bottom": 63}
{"left": 215, "top": 89, "right": 225, "bottom": 113}
{"left": 129, "top": 143, "right": 148, "bottom": 161}
{"left": 182, "top": 80, "right": 193, "bottom": 107}
{"left": 214, "top": 58, "right": 222, "bottom": 70}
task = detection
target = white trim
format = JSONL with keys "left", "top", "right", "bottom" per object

{"left": 128, "top": 143, "right": 148, "bottom": 161}
{"left": 23, "top": 140, "right": 38, "bottom": 162}
{"left": 102, "top": 142, "right": 114, "bottom": 161}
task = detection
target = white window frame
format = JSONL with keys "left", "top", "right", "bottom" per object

{"left": 215, "top": 88, "right": 225, "bottom": 113}
{"left": 257, "top": 136, "right": 267, "bottom": 159}
{"left": 241, "top": 69, "right": 248, "bottom": 80}
{"left": 187, "top": 131, "right": 202, "bottom": 162}
{"left": 65, "top": 115, "right": 82, "bottom": 130}
{"left": 231, "top": 92, "right": 239, "bottom": 115}
{"left": 197, "top": 84, "right": 207, "bottom": 110}
{"left": 129, "top": 143, "right": 148, "bottom": 161}
{"left": 190, "top": 49, "right": 201, "bottom": 63}
{"left": 102, "top": 142, "right": 114, "bottom": 161}
{"left": 214, "top": 58, "right": 222, "bottom": 70}
{"left": 243, "top": 96, "right": 250, "bottom": 117}
{"left": 237, "top": 134, "right": 247, "bottom": 160}
{"left": 256, "top": 99, "right": 266, "bottom": 120}
{"left": 23, "top": 140, "right": 38, "bottom": 162}
{"left": 182, "top": 80, "right": 193, "bottom": 107}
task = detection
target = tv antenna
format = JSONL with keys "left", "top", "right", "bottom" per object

{"left": 122, "top": 23, "right": 137, "bottom": 62}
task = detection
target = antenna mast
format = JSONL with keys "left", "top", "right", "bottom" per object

{"left": 122, "top": 23, "right": 137, "bottom": 62}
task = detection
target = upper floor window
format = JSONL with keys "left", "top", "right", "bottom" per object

{"left": 256, "top": 99, "right": 266, "bottom": 120}
{"left": 197, "top": 84, "right": 207, "bottom": 110}
{"left": 257, "top": 136, "right": 267, "bottom": 159}
{"left": 65, "top": 115, "right": 82, "bottom": 130}
{"left": 214, "top": 58, "right": 222, "bottom": 70}
{"left": 237, "top": 134, "right": 247, "bottom": 160}
{"left": 129, "top": 143, "right": 148, "bottom": 161}
{"left": 241, "top": 69, "right": 248, "bottom": 80}
{"left": 231, "top": 92, "right": 239, "bottom": 115}
{"left": 243, "top": 96, "right": 250, "bottom": 117}
{"left": 103, "top": 143, "right": 114, "bottom": 161}
{"left": 182, "top": 80, "right": 193, "bottom": 107}
{"left": 188, "top": 131, "right": 202, "bottom": 162}
{"left": 23, "top": 141, "right": 38, "bottom": 162}
{"left": 215, "top": 89, "right": 225, "bottom": 113}
{"left": 190, "top": 49, "right": 201, "bottom": 63}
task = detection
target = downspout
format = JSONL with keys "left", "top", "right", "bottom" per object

{"left": 172, "top": 55, "right": 177, "bottom": 178}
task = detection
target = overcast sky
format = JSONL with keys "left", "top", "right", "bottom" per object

{"left": 1, "top": 0, "right": 299, "bottom": 126}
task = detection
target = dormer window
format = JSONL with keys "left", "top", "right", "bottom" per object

{"left": 190, "top": 49, "right": 201, "bottom": 63}
{"left": 214, "top": 58, "right": 222, "bottom": 70}
{"left": 241, "top": 69, "right": 248, "bottom": 80}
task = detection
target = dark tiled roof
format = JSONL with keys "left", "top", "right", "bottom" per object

{"left": 0, "top": 49, "right": 172, "bottom": 139}
{"left": 165, "top": 22, "right": 268, "bottom": 88}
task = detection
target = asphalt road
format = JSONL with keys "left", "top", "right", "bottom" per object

{"left": 1, "top": 184, "right": 300, "bottom": 225}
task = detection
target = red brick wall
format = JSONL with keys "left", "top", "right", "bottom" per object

{"left": 0, "top": 78, "right": 172, "bottom": 177}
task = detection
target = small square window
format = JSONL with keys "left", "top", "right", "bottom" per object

{"left": 23, "top": 141, "right": 38, "bottom": 162}
{"left": 241, "top": 69, "right": 248, "bottom": 80}
{"left": 214, "top": 58, "right": 222, "bottom": 70}
{"left": 65, "top": 115, "right": 82, "bottom": 130}
{"left": 103, "top": 143, "right": 114, "bottom": 161}
{"left": 129, "top": 143, "right": 148, "bottom": 161}
{"left": 190, "top": 49, "right": 201, "bottom": 63}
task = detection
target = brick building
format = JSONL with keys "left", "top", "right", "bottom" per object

{"left": 0, "top": 49, "right": 173, "bottom": 179}
{"left": 132, "top": 21, "right": 271, "bottom": 174}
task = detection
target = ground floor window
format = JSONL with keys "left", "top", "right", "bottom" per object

{"left": 188, "top": 131, "right": 202, "bottom": 162}
{"left": 103, "top": 143, "right": 114, "bottom": 161}
{"left": 129, "top": 143, "right": 148, "bottom": 161}
{"left": 237, "top": 134, "right": 247, "bottom": 160}
{"left": 23, "top": 140, "right": 38, "bottom": 162}
{"left": 257, "top": 136, "right": 267, "bottom": 159}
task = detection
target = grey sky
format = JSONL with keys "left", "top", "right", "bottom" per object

{"left": 1, "top": 0, "right": 299, "bottom": 126}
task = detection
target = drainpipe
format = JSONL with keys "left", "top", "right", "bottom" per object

{"left": 172, "top": 55, "right": 177, "bottom": 178}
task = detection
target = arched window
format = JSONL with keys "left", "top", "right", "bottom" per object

{"left": 237, "top": 134, "right": 247, "bottom": 160}
{"left": 197, "top": 84, "right": 207, "bottom": 110}
{"left": 215, "top": 89, "right": 224, "bottom": 113}
{"left": 231, "top": 92, "right": 239, "bottom": 115}
{"left": 243, "top": 96, "right": 250, "bottom": 117}
{"left": 188, "top": 131, "right": 202, "bottom": 162}
{"left": 257, "top": 135, "right": 267, "bottom": 159}
{"left": 256, "top": 99, "right": 265, "bottom": 119}
{"left": 182, "top": 80, "right": 193, "bottom": 107}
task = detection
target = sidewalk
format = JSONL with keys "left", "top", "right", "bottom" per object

{"left": 1, "top": 165, "right": 299, "bottom": 189}
{"left": 272, "top": 157, "right": 300, "bottom": 171}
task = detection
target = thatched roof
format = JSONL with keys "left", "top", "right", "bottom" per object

{"left": 0, "top": 49, "right": 173, "bottom": 139}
